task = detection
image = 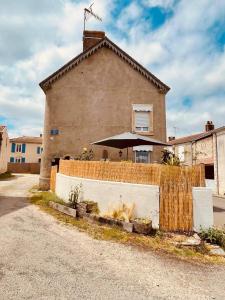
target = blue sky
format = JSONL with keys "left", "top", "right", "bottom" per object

{"left": 1, "top": 0, "right": 225, "bottom": 138}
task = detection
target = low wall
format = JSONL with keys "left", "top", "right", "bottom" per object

{"left": 55, "top": 173, "right": 160, "bottom": 229}
{"left": 193, "top": 187, "right": 213, "bottom": 232}
{"left": 8, "top": 163, "right": 40, "bottom": 174}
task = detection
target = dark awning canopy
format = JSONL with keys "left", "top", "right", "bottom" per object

{"left": 91, "top": 132, "right": 168, "bottom": 149}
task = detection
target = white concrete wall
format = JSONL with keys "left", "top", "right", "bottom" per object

{"left": 193, "top": 187, "right": 213, "bottom": 232}
{"left": 56, "top": 173, "right": 160, "bottom": 228}
{"left": 205, "top": 179, "right": 216, "bottom": 193}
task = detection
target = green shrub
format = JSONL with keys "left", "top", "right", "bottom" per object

{"left": 199, "top": 227, "right": 225, "bottom": 249}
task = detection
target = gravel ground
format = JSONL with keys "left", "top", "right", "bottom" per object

{"left": 0, "top": 174, "right": 225, "bottom": 299}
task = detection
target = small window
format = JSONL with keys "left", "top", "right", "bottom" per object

{"left": 38, "top": 158, "right": 41, "bottom": 163}
{"left": 16, "top": 144, "right": 22, "bottom": 152}
{"left": 21, "top": 157, "right": 25, "bottom": 163}
{"left": 15, "top": 157, "right": 21, "bottom": 163}
{"left": 50, "top": 129, "right": 59, "bottom": 135}
{"left": 135, "top": 151, "right": 150, "bottom": 163}
{"left": 37, "top": 146, "right": 41, "bottom": 154}
{"left": 10, "top": 157, "right": 14, "bottom": 163}
{"left": 134, "top": 111, "right": 150, "bottom": 132}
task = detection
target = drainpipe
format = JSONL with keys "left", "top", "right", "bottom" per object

{"left": 214, "top": 133, "right": 219, "bottom": 195}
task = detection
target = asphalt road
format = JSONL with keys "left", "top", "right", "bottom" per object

{"left": 213, "top": 195, "right": 225, "bottom": 228}
{"left": 0, "top": 174, "right": 225, "bottom": 299}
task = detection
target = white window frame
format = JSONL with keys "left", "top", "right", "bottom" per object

{"left": 132, "top": 104, "right": 153, "bottom": 134}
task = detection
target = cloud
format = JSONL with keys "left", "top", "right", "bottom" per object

{"left": 142, "top": 0, "right": 177, "bottom": 10}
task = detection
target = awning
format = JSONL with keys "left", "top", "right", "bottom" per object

{"left": 133, "top": 145, "right": 153, "bottom": 151}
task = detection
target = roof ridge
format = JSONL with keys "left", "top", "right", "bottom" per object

{"left": 40, "top": 36, "right": 170, "bottom": 94}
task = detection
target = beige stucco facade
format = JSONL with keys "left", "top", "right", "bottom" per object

{"left": 8, "top": 137, "right": 43, "bottom": 164}
{"left": 39, "top": 34, "right": 169, "bottom": 190}
{"left": 214, "top": 130, "right": 225, "bottom": 195}
{"left": 0, "top": 127, "right": 9, "bottom": 174}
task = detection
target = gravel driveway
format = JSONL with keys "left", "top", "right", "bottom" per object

{"left": 0, "top": 174, "right": 225, "bottom": 299}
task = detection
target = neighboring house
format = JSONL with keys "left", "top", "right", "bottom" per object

{"left": 0, "top": 126, "right": 9, "bottom": 174}
{"left": 8, "top": 136, "right": 43, "bottom": 164}
{"left": 39, "top": 30, "right": 170, "bottom": 190}
{"left": 168, "top": 121, "right": 225, "bottom": 195}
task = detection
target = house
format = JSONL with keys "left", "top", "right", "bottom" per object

{"left": 8, "top": 136, "right": 43, "bottom": 164}
{"left": 39, "top": 30, "right": 170, "bottom": 190}
{"left": 0, "top": 126, "right": 9, "bottom": 174}
{"left": 168, "top": 121, "right": 225, "bottom": 195}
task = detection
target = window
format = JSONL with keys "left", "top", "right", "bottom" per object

{"left": 11, "top": 143, "right": 16, "bottom": 153}
{"left": 50, "top": 129, "right": 59, "bottom": 135}
{"left": 15, "top": 157, "right": 21, "bottom": 163}
{"left": 22, "top": 157, "right": 25, "bottom": 163}
{"left": 135, "top": 151, "right": 150, "bottom": 163}
{"left": 37, "top": 146, "right": 41, "bottom": 154}
{"left": 16, "top": 144, "right": 22, "bottom": 152}
{"left": 132, "top": 104, "right": 152, "bottom": 133}
{"left": 10, "top": 157, "right": 14, "bottom": 163}
{"left": 135, "top": 111, "right": 150, "bottom": 132}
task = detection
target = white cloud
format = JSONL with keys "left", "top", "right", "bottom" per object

{"left": 143, "top": 0, "right": 176, "bottom": 9}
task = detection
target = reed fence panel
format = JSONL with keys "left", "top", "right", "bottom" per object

{"left": 50, "top": 165, "right": 58, "bottom": 192}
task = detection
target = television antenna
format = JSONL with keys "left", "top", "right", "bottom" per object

{"left": 84, "top": 3, "right": 102, "bottom": 31}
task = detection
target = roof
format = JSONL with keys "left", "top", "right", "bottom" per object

{"left": 10, "top": 136, "right": 42, "bottom": 144}
{"left": 40, "top": 36, "right": 170, "bottom": 94}
{"left": 168, "top": 125, "right": 225, "bottom": 145}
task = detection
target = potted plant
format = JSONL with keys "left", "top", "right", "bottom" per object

{"left": 131, "top": 218, "right": 152, "bottom": 235}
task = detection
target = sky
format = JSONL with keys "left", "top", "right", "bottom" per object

{"left": 1, "top": 0, "right": 225, "bottom": 138}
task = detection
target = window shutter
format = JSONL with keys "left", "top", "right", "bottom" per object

{"left": 22, "top": 157, "right": 25, "bottom": 163}
{"left": 22, "top": 144, "right": 26, "bottom": 153}
{"left": 11, "top": 143, "right": 15, "bottom": 153}
{"left": 135, "top": 112, "right": 149, "bottom": 128}
{"left": 10, "top": 157, "right": 14, "bottom": 163}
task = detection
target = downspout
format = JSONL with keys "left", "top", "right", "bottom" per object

{"left": 214, "top": 133, "right": 219, "bottom": 195}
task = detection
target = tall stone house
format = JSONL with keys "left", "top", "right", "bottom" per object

{"left": 168, "top": 121, "right": 225, "bottom": 195}
{"left": 39, "top": 31, "right": 170, "bottom": 190}
{"left": 0, "top": 126, "right": 9, "bottom": 174}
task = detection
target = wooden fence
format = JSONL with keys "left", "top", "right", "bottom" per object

{"left": 51, "top": 160, "right": 205, "bottom": 232}
{"left": 50, "top": 166, "right": 58, "bottom": 192}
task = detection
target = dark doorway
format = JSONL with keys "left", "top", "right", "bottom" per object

{"left": 205, "top": 164, "right": 214, "bottom": 179}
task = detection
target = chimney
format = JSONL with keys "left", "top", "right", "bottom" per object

{"left": 205, "top": 121, "right": 215, "bottom": 132}
{"left": 83, "top": 30, "right": 105, "bottom": 51}
{"left": 168, "top": 136, "right": 175, "bottom": 141}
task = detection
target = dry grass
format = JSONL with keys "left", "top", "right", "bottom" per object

{"left": 0, "top": 171, "right": 14, "bottom": 180}
{"left": 104, "top": 202, "right": 135, "bottom": 222}
{"left": 29, "top": 190, "right": 225, "bottom": 265}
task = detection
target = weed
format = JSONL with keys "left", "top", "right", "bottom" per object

{"left": 199, "top": 227, "right": 225, "bottom": 250}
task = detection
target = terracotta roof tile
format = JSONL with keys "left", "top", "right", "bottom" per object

{"left": 10, "top": 136, "right": 42, "bottom": 144}
{"left": 168, "top": 131, "right": 213, "bottom": 145}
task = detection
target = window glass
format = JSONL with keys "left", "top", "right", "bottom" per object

{"left": 135, "top": 111, "right": 150, "bottom": 132}
{"left": 135, "top": 151, "right": 149, "bottom": 163}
